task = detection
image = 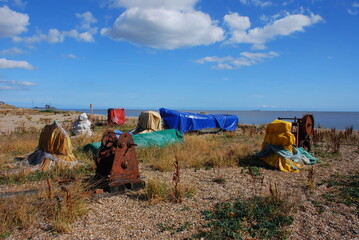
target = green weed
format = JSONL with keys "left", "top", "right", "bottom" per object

{"left": 321, "top": 172, "right": 359, "bottom": 216}
{"left": 241, "top": 166, "right": 262, "bottom": 176}
{"left": 158, "top": 221, "right": 192, "bottom": 235}
{"left": 195, "top": 195, "right": 294, "bottom": 240}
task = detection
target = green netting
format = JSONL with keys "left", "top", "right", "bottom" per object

{"left": 83, "top": 129, "right": 184, "bottom": 154}
{"left": 83, "top": 141, "right": 101, "bottom": 155}
{"left": 256, "top": 143, "right": 317, "bottom": 165}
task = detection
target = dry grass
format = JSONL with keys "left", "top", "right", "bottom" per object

{"left": 0, "top": 131, "right": 38, "bottom": 154}
{"left": 0, "top": 195, "right": 39, "bottom": 238}
{"left": 0, "top": 111, "right": 141, "bottom": 237}
{"left": 2, "top": 108, "right": 358, "bottom": 239}
{"left": 0, "top": 102, "right": 17, "bottom": 110}
{"left": 0, "top": 179, "right": 90, "bottom": 238}
{"left": 142, "top": 157, "right": 197, "bottom": 204}
{"left": 143, "top": 178, "right": 170, "bottom": 203}
{"left": 0, "top": 131, "right": 39, "bottom": 168}
{"left": 137, "top": 131, "right": 260, "bottom": 172}
{"left": 40, "top": 180, "right": 90, "bottom": 233}
{"left": 142, "top": 177, "right": 196, "bottom": 204}
{"left": 0, "top": 111, "right": 97, "bottom": 238}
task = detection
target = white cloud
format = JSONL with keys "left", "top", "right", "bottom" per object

{"left": 0, "top": 58, "right": 34, "bottom": 70}
{"left": 195, "top": 51, "right": 279, "bottom": 70}
{"left": 77, "top": 31, "right": 95, "bottom": 42}
{"left": 195, "top": 56, "right": 234, "bottom": 64}
{"left": 347, "top": 2, "right": 359, "bottom": 15}
{"left": 0, "top": 79, "right": 36, "bottom": 86}
{"left": 13, "top": 28, "right": 64, "bottom": 43}
{"left": 102, "top": 1, "right": 224, "bottom": 49}
{"left": 0, "top": 5, "right": 29, "bottom": 37}
{"left": 0, "top": 47, "right": 27, "bottom": 56}
{"left": 108, "top": 0, "right": 197, "bottom": 10}
{"left": 65, "top": 29, "right": 95, "bottom": 42}
{"left": 0, "top": 86, "right": 15, "bottom": 90}
{"left": 216, "top": 63, "right": 234, "bottom": 70}
{"left": 240, "top": 0, "right": 272, "bottom": 7}
{"left": 224, "top": 12, "right": 323, "bottom": 49}
{"left": 13, "top": 11, "right": 97, "bottom": 44}
{"left": 240, "top": 51, "right": 279, "bottom": 60}
{"left": 61, "top": 53, "right": 77, "bottom": 59}
{"left": 282, "top": 0, "right": 294, "bottom": 6}
{"left": 46, "top": 28, "right": 65, "bottom": 43}
{"left": 76, "top": 11, "right": 97, "bottom": 30}
{"left": 0, "top": 79, "right": 36, "bottom": 90}
{"left": 13, "top": 26, "right": 96, "bottom": 44}
{"left": 259, "top": 11, "right": 288, "bottom": 24}
{"left": 13, "top": 0, "right": 27, "bottom": 9}
{"left": 224, "top": 13, "right": 251, "bottom": 31}
{"left": 347, "top": 9, "right": 358, "bottom": 15}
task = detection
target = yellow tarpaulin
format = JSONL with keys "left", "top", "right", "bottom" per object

{"left": 38, "top": 122, "right": 76, "bottom": 162}
{"left": 260, "top": 119, "right": 301, "bottom": 172}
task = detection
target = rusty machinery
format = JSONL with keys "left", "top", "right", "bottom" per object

{"left": 278, "top": 114, "right": 314, "bottom": 151}
{"left": 95, "top": 130, "right": 144, "bottom": 192}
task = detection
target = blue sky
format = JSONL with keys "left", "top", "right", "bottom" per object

{"left": 0, "top": 0, "right": 358, "bottom": 111}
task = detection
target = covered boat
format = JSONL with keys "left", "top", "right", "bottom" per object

{"left": 159, "top": 108, "right": 238, "bottom": 133}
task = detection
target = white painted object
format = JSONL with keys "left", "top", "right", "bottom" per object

{"left": 71, "top": 112, "right": 93, "bottom": 136}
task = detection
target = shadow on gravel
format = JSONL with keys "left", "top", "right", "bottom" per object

{"left": 237, "top": 154, "right": 276, "bottom": 171}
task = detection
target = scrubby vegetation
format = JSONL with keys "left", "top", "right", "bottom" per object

{"left": 0, "top": 180, "right": 90, "bottom": 238}
{"left": 0, "top": 109, "right": 358, "bottom": 239}
{"left": 321, "top": 172, "right": 359, "bottom": 216}
{"left": 195, "top": 193, "right": 294, "bottom": 239}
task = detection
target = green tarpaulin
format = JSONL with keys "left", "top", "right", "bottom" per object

{"left": 83, "top": 129, "right": 184, "bottom": 154}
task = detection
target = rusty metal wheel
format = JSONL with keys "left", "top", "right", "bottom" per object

{"left": 101, "top": 131, "right": 117, "bottom": 148}
{"left": 301, "top": 114, "right": 314, "bottom": 136}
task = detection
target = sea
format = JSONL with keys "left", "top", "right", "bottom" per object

{"left": 62, "top": 109, "right": 359, "bottom": 130}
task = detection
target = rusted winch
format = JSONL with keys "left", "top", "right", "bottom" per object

{"left": 96, "top": 131, "right": 144, "bottom": 192}
{"left": 278, "top": 114, "right": 314, "bottom": 151}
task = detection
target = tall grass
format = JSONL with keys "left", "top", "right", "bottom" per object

{"left": 0, "top": 195, "right": 39, "bottom": 238}
{"left": 40, "top": 180, "right": 90, "bottom": 233}
{"left": 0, "top": 180, "right": 90, "bottom": 237}
{"left": 0, "top": 130, "right": 39, "bottom": 167}
{"left": 137, "top": 132, "right": 258, "bottom": 171}
{"left": 142, "top": 177, "right": 196, "bottom": 204}
{"left": 0, "top": 111, "right": 138, "bottom": 237}
{"left": 2, "top": 108, "right": 357, "bottom": 238}
{"left": 143, "top": 178, "right": 170, "bottom": 203}
{"left": 143, "top": 158, "right": 196, "bottom": 204}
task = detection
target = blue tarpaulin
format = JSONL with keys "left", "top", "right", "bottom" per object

{"left": 159, "top": 108, "right": 238, "bottom": 133}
